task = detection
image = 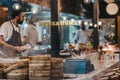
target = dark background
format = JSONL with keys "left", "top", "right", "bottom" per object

{"left": 61, "top": 0, "right": 120, "bottom": 18}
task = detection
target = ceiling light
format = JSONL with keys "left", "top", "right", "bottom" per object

{"left": 63, "top": 17, "right": 67, "bottom": 20}
{"left": 98, "top": 21, "right": 102, "bottom": 26}
{"left": 84, "top": 0, "right": 91, "bottom": 4}
{"left": 94, "top": 24, "right": 97, "bottom": 27}
{"left": 12, "top": 3, "right": 21, "bottom": 10}
{"left": 84, "top": 22, "right": 88, "bottom": 25}
{"left": 90, "top": 22, "right": 93, "bottom": 26}
{"left": 71, "top": 19, "right": 75, "bottom": 22}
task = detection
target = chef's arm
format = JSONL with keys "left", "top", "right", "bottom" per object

{"left": 0, "top": 35, "right": 20, "bottom": 51}
{"left": 23, "top": 36, "right": 29, "bottom": 45}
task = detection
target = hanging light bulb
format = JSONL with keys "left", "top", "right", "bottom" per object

{"left": 31, "top": 8, "right": 38, "bottom": 13}
{"left": 89, "top": 22, "right": 93, "bottom": 26}
{"left": 84, "top": 21, "right": 88, "bottom": 25}
{"left": 63, "top": 16, "right": 67, "bottom": 20}
{"left": 71, "top": 19, "right": 75, "bottom": 22}
{"left": 98, "top": 21, "right": 102, "bottom": 26}
{"left": 12, "top": 3, "right": 21, "bottom": 10}
{"left": 94, "top": 24, "right": 97, "bottom": 27}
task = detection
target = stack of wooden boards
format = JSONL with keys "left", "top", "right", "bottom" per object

{"left": 51, "top": 58, "right": 63, "bottom": 80}
{"left": 4, "top": 59, "right": 29, "bottom": 80}
{"left": 29, "top": 55, "right": 51, "bottom": 80}
{"left": 0, "top": 55, "right": 63, "bottom": 80}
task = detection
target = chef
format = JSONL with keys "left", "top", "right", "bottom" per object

{"left": 0, "top": 10, "right": 25, "bottom": 58}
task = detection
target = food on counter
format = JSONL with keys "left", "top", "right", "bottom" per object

{"left": 60, "top": 50, "right": 69, "bottom": 53}
{"left": 20, "top": 44, "right": 32, "bottom": 51}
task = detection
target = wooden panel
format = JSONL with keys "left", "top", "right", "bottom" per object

{"left": 117, "top": 16, "right": 120, "bottom": 47}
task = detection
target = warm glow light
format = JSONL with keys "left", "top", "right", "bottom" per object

{"left": 32, "top": 8, "right": 37, "bottom": 13}
{"left": 89, "top": 22, "right": 93, "bottom": 26}
{"left": 102, "top": 45, "right": 115, "bottom": 51}
{"left": 94, "top": 24, "right": 97, "bottom": 27}
{"left": 30, "top": 4, "right": 39, "bottom": 13}
{"left": 71, "top": 19, "right": 75, "bottom": 22}
{"left": 13, "top": 3, "right": 21, "bottom": 10}
{"left": 63, "top": 17, "right": 67, "bottom": 20}
{"left": 16, "top": 6, "right": 19, "bottom": 10}
{"left": 84, "top": 22, "right": 88, "bottom": 25}
{"left": 111, "top": 25, "right": 115, "bottom": 28}
{"left": 98, "top": 21, "right": 102, "bottom": 26}
{"left": 111, "top": 33, "right": 115, "bottom": 36}
{"left": 84, "top": 0, "right": 91, "bottom": 4}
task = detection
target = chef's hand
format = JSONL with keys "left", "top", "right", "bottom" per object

{"left": 20, "top": 44, "right": 32, "bottom": 51}
{"left": 20, "top": 46, "right": 27, "bottom": 51}
{"left": 14, "top": 46, "right": 22, "bottom": 52}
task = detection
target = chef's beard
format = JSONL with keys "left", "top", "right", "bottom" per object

{"left": 17, "top": 19, "right": 23, "bottom": 24}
